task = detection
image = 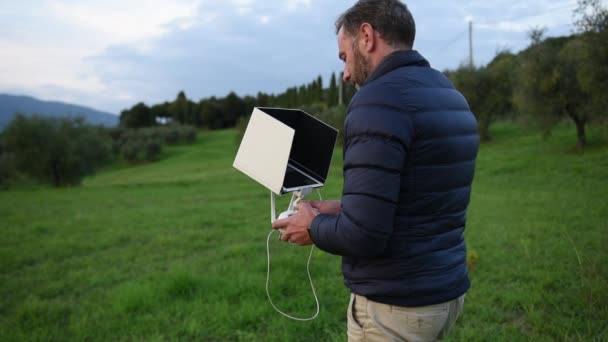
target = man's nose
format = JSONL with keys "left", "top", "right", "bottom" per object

{"left": 343, "top": 69, "right": 350, "bottom": 83}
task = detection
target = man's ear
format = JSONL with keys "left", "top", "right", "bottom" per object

{"left": 359, "top": 23, "right": 376, "bottom": 53}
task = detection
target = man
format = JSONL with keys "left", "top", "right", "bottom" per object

{"left": 272, "top": 0, "right": 479, "bottom": 340}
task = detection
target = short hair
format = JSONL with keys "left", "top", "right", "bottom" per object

{"left": 335, "top": 0, "right": 416, "bottom": 49}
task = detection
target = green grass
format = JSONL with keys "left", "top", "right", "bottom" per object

{"left": 1, "top": 123, "right": 607, "bottom": 341}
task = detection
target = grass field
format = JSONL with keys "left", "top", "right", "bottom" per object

{"left": 1, "top": 122, "right": 607, "bottom": 341}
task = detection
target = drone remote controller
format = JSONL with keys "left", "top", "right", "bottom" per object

{"left": 277, "top": 209, "right": 296, "bottom": 235}
{"left": 272, "top": 187, "right": 312, "bottom": 238}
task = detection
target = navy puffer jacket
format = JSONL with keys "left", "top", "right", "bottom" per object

{"left": 309, "top": 50, "right": 479, "bottom": 307}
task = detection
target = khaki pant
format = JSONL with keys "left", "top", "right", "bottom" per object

{"left": 347, "top": 293, "right": 465, "bottom": 342}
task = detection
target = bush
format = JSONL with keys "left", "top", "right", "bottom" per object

{"left": 105, "top": 124, "right": 197, "bottom": 164}
{"left": 120, "top": 141, "right": 140, "bottom": 162}
{"left": 162, "top": 126, "right": 180, "bottom": 145}
{"left": 143, "top": 139, "right": 162, "bottom": 161}
{"left": 159, "top": 125, "right": 198, "bottom": 145}
{"left": 107, "top": 127, "right": 127, "bottom": 154}
{"left": 3, "top": 114, "right": 112, "bottom": 187}
{"left": 108, "top": 125, "right": 197, "bottom": 160}
{"left": 181, "top": 126, "right": 197, "bottom": 144}
{"left": 118, "top": 134, "right": 162, "bottom": 162}
{"left": 0, "top": 143, "right": 17, "bottom": 189}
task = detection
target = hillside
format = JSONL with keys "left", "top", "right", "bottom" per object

{"left": 0, "top": 124, "right": 607, "bottom": 340}
{"left": 0, "top": 94, "right": 119, "bottom": 130}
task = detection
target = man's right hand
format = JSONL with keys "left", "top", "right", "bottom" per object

{"left": 309, "top": 200, "right": 342, "bottom": 215}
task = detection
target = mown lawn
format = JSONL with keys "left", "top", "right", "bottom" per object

{"left": 1, "top": 123, "right": 607, "bottom": 341}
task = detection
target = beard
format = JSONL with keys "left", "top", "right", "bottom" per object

{"left": 351, "top": 41, "right": 372, "bottom": 88}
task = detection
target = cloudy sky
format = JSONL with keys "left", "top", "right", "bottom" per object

{"left": 0, "top": 0, "right": 580, "bottom": 114}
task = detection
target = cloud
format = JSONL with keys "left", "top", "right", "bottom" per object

{"left": 48, "top": 0, "right": 202, "bottom": 45}
{"left": 287, "top": 0, "right": 312, "bottom": 12}
{"left": 85, "top": 1, "right": 343, "bottom": 110}
{"left": 233, "top": 0, "right": 255, "bottom": 15}
{"left": 0, "top": 0, "right": 204, "bottom": 112}
{"left": 259, "top": 15, "right": 271, "bottom": 24}
{"left": 0, "top": 40, "right": 108, "bottom": 108}
{"left": 0, "top": 0, "right": 580, "bottom": 112}
{"left": 478, "top": 21, "right": 531, "bottom": 33}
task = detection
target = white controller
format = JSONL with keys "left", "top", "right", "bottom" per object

{"left": 277, "top": 210, "right": 296, "bottom": 235}
{"left": 278, "top": 209, "right": 296, "bottom": 220}
{"left": 271, "top": 187, "right": 312, "bottom": 238}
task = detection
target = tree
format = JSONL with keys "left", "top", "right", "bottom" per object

{"left": 515, "top": 32, "right": 594, "bottom": 149}
{"left": 514, "top": 32, "right": 562, "bottom": 134}
{"left": 328, "top": 72, "right": 338, "bottom": 107}
{"left": 316, "top": 75, "right": 324, "bottom": 102}
{"left": 169, "top": 91, "right": 193, "bottom": 125}
{"left": 341, "top": 75, "right": 357, "bottom": 105}
{"left": 204, "top": 98, "right": 225, "bottom": 130}
{"left": 484, "top": 51, "right": 518, "bottom": 134}
{"left": 557, "top": 39, "right": 593, "bottom": 147}
{"left": 287, "top": 87, "right": 298, "bottom": 107}
{"left": 574, "top": 0, "right": 608, "bottom": 33}
{"left": 256, "top": 92, "right": 271, "bottom": 107}
{"left": 222, "top": 92, "right": 247, "bottom": 127}
{"left": 120, "top": 102, "right": 156, "bottom": 128}
{"left": 527, "top": 27, "right": 547, "bottom": 45}
{"left": 573, "top": 0, "right": 608, "bottom": 128}
{"left": 151, "top": 102, "right": 171, "bottom": 125}
{"left": 243, "top": 95, "right": 256, "bottom": 116}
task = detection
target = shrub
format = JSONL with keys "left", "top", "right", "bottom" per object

{"left": 159, "top": 125, "right": 198, "bottom": 145}
{"left": 117, "top": 132, "right": 163, "bottom": 163}
{"left": 105, "top": 124, "right": 196, "bottom": 163}
{"left": 143, "top": 139, "right": 162, "bottom": 161}
{"left": 3, "top": 114, "right": 112, "bottom": 186}
{"left": 120, "top": 141, "right": 140, "bottom": 162}
{"left": 0, "top": 147, "right": 17, "bottom": 189}
{"left": 180, "top": 126, "right": 197, "bottom": 144}
{"left": 162, "top": 126, "right": 180, "bottom": 145}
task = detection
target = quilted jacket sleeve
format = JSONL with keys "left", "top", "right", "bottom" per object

{"left": 309, "top": 87, "right": 414, "bottom": 258}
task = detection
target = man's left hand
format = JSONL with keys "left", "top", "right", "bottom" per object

{"left": 271, "top": 201, "right": 318, "bottom": 246}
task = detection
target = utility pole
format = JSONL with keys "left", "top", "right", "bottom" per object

{"left": 468, "top": 19, "right": 474, "bottom": 70}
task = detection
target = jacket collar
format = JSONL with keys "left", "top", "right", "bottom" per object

{"left": 363, "top": 50, "right": 430, "bottom": 86}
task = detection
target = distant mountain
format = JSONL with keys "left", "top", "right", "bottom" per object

{"left": 0, "top": 94, "right": 119, "bottom": 130}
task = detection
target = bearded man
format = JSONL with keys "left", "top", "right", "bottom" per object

{"left": 273, "top": 1, "right": 479, "bottom": 340}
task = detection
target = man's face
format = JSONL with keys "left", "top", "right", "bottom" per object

{"left": 338, "top": 26, "right": 371, "bottom": 88}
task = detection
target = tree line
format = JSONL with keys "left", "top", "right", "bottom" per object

{"left": 120, "top": 73, "right": 357, "bottom": 131}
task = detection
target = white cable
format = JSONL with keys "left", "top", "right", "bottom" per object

{"left": 265, "top": 189, "right": 324, "bottom": 321}
{"left": 265, "top": 232, "right": 319, "bottom": 321}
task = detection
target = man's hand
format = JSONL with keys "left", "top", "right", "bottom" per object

{"left": 309, "top": 200, "right": 342, "bottom": 215}
{"left": 271, "top": 201, "right": 318, "bottom": 246}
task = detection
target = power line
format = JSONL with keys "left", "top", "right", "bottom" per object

{"left": 477, "top": 3, "right": 576, "bottom": 26}
{"left": 427, "top": 2, "right": 578, "bottom": 66}
{"left": 432, "top": 3, "right": 576, "bottom": 52}
{"left": 433, "top": 28, "right": 468, "bottom": 53}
